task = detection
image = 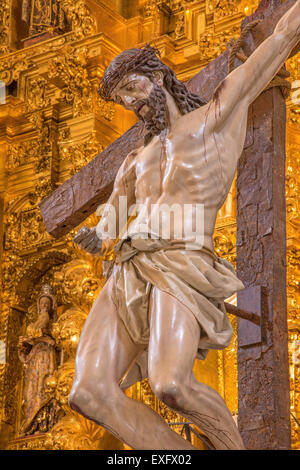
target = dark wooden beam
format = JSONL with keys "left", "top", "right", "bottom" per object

{"left": 236, "top": 0, "right": 291, "bottom": 449}
{"left": 225, "top": 301, "right": 261, "bottom": 326}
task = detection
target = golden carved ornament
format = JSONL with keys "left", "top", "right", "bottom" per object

{"left": 240, "top": 0, "right": 259, "bottom": 16}
{"left": 1, "top": 251, "right": 25, "bottom": 293}
{"left": 7, "top": 140, "right": 39, "bottom": 170}
{"left": 44, "top": 361, "right": 74, "bottom": 413}
{"left": 7, "top": 434, "right": 48, "bottom": 450}
{"left": 34, "top": 176, "right": 56, "bottom": 201}
{"left": 92, "top": 86, "right": 115, "bottom": 122}
{"left": 213, "top": 0, "right": 239, "bottom": 19}
{"left": 7, "top": 135, "right": 50, "bottom": 174}
{"left": 48, "top": 45, "right": 92, "bottom": 117}
{"left": 0, "top": 35, "right": 69, "bottom": 83}
{"left": 287, "top": 55, "right": 300, "bottom": 125}
{"left": 44, "top": 412, "right": 105, "bottom": 450}
{"left": 213, "top": 231, "right": 236, "bottom": 265}
{"left": 22, "top": 0, "right": 68, "bottom": 37}
{"left": 207, "top": 0, "right": 258, "bottom": 18}
{"left": 287, "top": 55, "right": 300, "bottom": 82}
{"left": 61, "top": 0, "right": 96, "bottom": 40}
{"left": 288, "top": 330, "right": 300, "bottom": 448}
{"left": 144, "top": 1, "right": 159, "bottom": 18}
{"left": 288, "top": 105, "right": 300, "bottom": 125}
{"left": 0, "top": 54, "right": 32, "bottom": 85}
{"left": 52, "top": 307, "right": 87, "bottom": 361}
{"left": 4, "top": 251, "right": 71, "bottom": 311}
{"left": 58, "top": 130, "right": 103, "bottom": 176}
{"left": 48, "top": 45, "right": 115, "bottom": 121}
{"left": 286, "top": 143, "right": 300, "bottom": 237}
{"left": 286, "top": 246, "right": 300, "bottom": 322}
{"left": 0, "top": 0, "right": 11, "bottom": 56}
{"left": 198, "top": 26, "right": 240, "bottom": 62}
{"left": 175, "top": 12, "right": 185, "bottom": 39}
{"left": 4, "top": 206, "right": 50, "bottom": 254}
{"left": 170, "top": 0, "right": 191, "bottom": 11}
{"left": 53, "top": 259, "right": 103, "bottom": 313}
{"left": 24, "top": 77, "right": 51, "bottom": 113}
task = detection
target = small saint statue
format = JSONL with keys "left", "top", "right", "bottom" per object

{"left": 22, "top": 0, "right": 67, "bottom": 37}
{"left": 18, "top": 284, "right": 60, "bottom": 436}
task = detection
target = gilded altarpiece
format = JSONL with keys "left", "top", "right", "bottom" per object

{"left": 0, "top": 0, "right": 298, "bottom": 450}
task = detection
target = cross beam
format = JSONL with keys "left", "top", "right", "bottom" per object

{"left": 39, "top": 0, "right": 299, "bottom": 239}
{"left": 235, "top": 0, "right": 292, "bottom": 449}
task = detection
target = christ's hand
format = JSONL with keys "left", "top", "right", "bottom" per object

{"left": 211, "top": 0, "right": 300, "bottom": 131}
{"left": 74, "top": 226, "right": 103, "bottom": 255}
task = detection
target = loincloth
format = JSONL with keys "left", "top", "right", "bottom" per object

{"left": 108, "top": 237, "right": 244, "bottom": 385}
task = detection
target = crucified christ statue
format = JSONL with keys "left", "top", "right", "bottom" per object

{"left": 68, "top": 2, "right": 300, "bottom": 450}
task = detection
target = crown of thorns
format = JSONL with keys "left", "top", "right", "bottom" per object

{"left": 98, "top": 44, "right": 161, "bottom": 102}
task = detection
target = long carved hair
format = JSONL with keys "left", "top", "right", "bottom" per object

{"left": 99, "top": 44, "right": 206, "bottom": 118}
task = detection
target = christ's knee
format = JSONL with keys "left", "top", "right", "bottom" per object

{"left": 68, "top": 384, "right": 94, "bottom": 419}
{"left": 150, "top": 376, "right": 187, "bottom": 412}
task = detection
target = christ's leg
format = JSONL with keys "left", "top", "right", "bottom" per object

{"left": 68, "top": 276, "right": 195, "bottom": 450}
{"left": 148, "top": 287, "right": 245, "bottom": 450}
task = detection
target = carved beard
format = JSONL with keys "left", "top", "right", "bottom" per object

{"left": 135, "top": 83, "right": 168, "bottom": 145}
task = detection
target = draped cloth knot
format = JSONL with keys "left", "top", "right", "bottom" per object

{"left": 108, "top": 237, "right": 245, "bottom": 387}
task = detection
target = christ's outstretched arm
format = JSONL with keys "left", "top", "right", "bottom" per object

{"left": 214, "top": 0, "right": 300, "bottom": 123}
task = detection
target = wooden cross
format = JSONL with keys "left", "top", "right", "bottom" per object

{"left": 39, "top": 0, "right": 299, "bottom": 449}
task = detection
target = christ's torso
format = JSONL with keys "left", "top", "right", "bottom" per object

{"left": 127, "top": 103, "right": 247, "bottom": 252}
{"left": 98, "top": 100, "right": 248, "bottom": 252}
